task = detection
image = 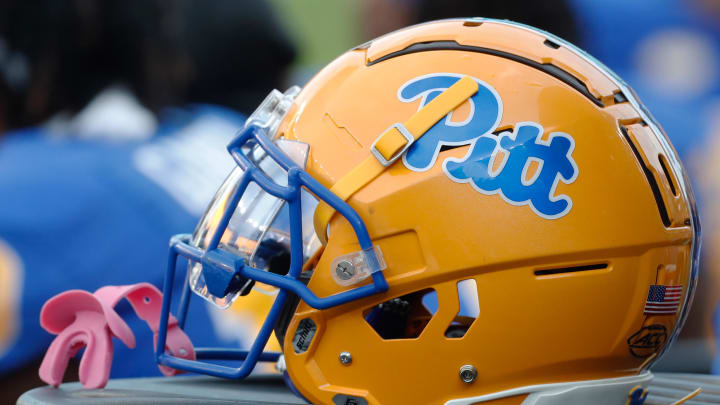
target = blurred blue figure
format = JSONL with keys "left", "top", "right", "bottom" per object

{"left": 571, "top": 0, "right": 720, "bottom": 373}
{"left": 0, "top": 91, "right": 249, "bottom": 382}
{"left": 0, "top": 0, "right": 296, "bottom": 399}
{"left": 571, "top": 0, "right": 720, "bottom": 159}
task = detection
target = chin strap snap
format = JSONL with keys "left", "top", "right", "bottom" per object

{"left": 39, "top": 282, "right": 195, "bottom": 389}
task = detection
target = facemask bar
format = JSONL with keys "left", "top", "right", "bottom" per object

{"left": 155, "top": 123, "right": 389, "bottom": 379}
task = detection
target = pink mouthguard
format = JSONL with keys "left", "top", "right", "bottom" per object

{"left": 38, "top": 282, "right": 195, "bottom": 389}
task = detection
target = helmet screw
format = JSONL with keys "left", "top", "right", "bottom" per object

{"left": 335, "top": 261, "right": 356, "bottom": 281}
{"left": 339, "top": 351, "right": 353, "bottom": 365}
{"left": 459, "top": 365, "right": 477, "bottom": 384}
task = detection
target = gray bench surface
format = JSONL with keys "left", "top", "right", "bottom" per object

{"left": 16, "top": 374, "right": 309, "bottom": 405}
{"left": 16, "top": 372, "right": 720, "bottom": 404}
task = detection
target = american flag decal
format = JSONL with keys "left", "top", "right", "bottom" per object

{"left": 644, "top": 285, "right": 682, "bottom": 315}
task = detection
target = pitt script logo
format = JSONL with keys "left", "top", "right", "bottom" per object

{"left": 399, "top": 73, "right": 579, "bottom": 219}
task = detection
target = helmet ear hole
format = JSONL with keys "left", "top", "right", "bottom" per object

{"left": 444, "top": 324, "right": 469, "bottom": 338}
{"left": 363, "top": 289, "right": 437, "bottom": 340}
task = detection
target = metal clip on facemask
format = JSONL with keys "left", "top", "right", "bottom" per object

{"left": 199, "top": 248, "right": 254, "bottom": 299}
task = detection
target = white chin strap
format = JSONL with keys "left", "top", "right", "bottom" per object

{"left": 445, "top": 371, "right": 653, "bottom": 405}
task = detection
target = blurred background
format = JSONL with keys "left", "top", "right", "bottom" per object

{"left": 0, "top": 0, "right": 719, "bottom": 401}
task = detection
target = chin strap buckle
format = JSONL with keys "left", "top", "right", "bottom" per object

{"left": 39, "top": 282, "right": 195, "bottom": 389}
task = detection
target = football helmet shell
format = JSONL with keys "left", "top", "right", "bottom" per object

{"left": 149, "top": 18, "right": 698, "bottom": 405}
{"left": 273, "top": 19, "right": 698, "bottom": 404}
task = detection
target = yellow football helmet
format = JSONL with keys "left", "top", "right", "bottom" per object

{"left": 153, "top": 18, "right": 699, "bottom": 405}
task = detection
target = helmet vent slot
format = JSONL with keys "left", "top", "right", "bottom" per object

{"left": 439, "top": 126, "right": 514, "bottom": 155}
{"left": 534, "top": 263, "right": 608, "bottom": 277}
{"left": 613, "top": 92, "right": 628, "bottom": 104}
{"left": 620, "top": 125, "right": 671, "bottom": 227}
{"left": 363, "top": 289, "right": 437, "bottom": 339}
{"left": 658, "top": 154, "right": 678, "bottom": 197}
{"left": 439, "top": 143, "right": 466, "bottom": 153}
{"left": 543, "top": 39, "right": 561, "bottom": 49}
{"left": 444, "top": 279, "right": 479, "bottom": 339}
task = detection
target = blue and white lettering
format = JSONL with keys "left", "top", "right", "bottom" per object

{"left": 399, "top": 73, "right": 502, "bottom": 172}
{"left": 444, "top": 122, "right": 578, "bottom": 219}
{"left": 397, "top": 73, "right": 579, "bottom": 219}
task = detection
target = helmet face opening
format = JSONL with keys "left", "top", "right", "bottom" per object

{"left": 155, "top": 87, "right": 388, "bottom": 380}
{"left": 188, "top": 139, "right": 321, "bottom": 308}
